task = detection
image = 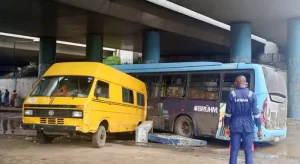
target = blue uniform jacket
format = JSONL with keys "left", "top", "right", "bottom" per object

{"left": 224, "top": 88, "right": 261, "bottom": 133}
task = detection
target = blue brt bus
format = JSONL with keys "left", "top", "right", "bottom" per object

{"left": 114, "top": 62, "right": 287, "bottom": 142}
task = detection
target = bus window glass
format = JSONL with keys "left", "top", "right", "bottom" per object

{"left": 262, "top": 66, "right": 287, "bottom": 103}
{"left": 30, "top": 76, "right": 94, "bottom": 98}
{"left": 221, "top": 73, "right": 251, "bottom": 102}
{"left": 95, "top": 81, "right": 109, "bottom": 98}
{"left": 139, "top": 76, "right": 160, "bottom": 98}
{"left": 137, "top": 93, "right": 145, "bottom": 107}
{"left": 161, "top": 75, "right": 187, "bottom": 98}
{"left": 262, "top": 66, "right": 287, "bottom": 95}
{"left": 122, "top": 88, "right": 134, "bottom": 104}
{"left": 189, "top": 74, "right": 220, "bottom": 100}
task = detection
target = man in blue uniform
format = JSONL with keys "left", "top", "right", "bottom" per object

{"left": 224, "top": 76, "right": 263, "bottom": 164}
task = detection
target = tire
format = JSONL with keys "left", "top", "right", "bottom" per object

{"left": 174, "top": 116, "right": 193, "bottom": 138}
{"left": 37, "top": 130, "right": 54, "bottom": 144}
{"left": 92, "top": 125, "right": 107, "bottom": 148}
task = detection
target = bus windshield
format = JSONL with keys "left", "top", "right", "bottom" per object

{"left": 30, "top": 76, "right": 94, "bottom": 98}
{"left": 262, "top": 66, "right": 287, "bottom": 96}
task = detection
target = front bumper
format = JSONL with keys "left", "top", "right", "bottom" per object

{"left": 21, "top": 124, "right": 76, "bottom": 132}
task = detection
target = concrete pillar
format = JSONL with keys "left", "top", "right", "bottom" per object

{"left": 142, "top": 31, "right": 160, "bottom": 63}
{"left": 230, "top": 23, "right": 252, "bottom": 63}
{"left": 86, "top": 34, "right": 103, "bottom": 62}
{"left": 38, "top": 37, "right": 56, "bottom": 77}
{"left": 287, "top": 18, "right": 300, "bottom": 118}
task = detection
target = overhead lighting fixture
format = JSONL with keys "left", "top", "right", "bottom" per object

{"left": 146, "top": 0, "right": 267, "bottom": 44}
{"left": 56, "top": 40, "right": 116, "bottom": 51}
{"left": 57, "top": 40, "right": 85, "bottom": 47}
{"left": 0, "top": 32, "right": 37, "bottom": 40}
{"left": 0, "top": 32, "right": 116, "bottom": 51}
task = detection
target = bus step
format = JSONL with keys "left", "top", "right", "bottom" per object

{"left": 148, "top": 133, "right": 207, "bottom": 147}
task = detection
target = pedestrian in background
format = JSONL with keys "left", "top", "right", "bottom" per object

{"left": 0, "top": 90, "right": 3, "bottom": 107}
{"left": 10, "top": 90, "right": 17, "bottom": 107}
{"left": 4, "top": 89, "right": 9, "bottom": 107}
{"left": 224, "top": 76, "right": 263, "bottom": 164}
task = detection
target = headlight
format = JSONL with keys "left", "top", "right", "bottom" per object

{"left": 24, "top": 110, "right": 33, "bottom": 116}
{"left": 72, "top": 111, "right": 83, "bottom": 118}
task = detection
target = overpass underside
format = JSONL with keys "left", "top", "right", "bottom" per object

{"left": 0, "top": 0, "right": 298, "bottom": 118}
{"left": 0, "top": 0, "right": 265, "bottom": 63}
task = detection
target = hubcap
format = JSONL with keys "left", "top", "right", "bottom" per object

{"left": 99, "top": 130, "right": 105, "bottom": 142}
{"left": 181, "top": 122, "right": 190, "bottom": 134}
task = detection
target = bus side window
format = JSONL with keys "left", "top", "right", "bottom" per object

{"left": 137, "top": 93, "right": 145, "bottom": 107}
{"left": 95, "top": 81, "right": 109, "bottom": 99}
{"left": 161, "top": 75, "right": 187, "bottom": 98}
{"left": 122, "top": 88, "right": 134, "bottom": 104}
{"left": 149, "top": 76, "right": 160, "bottom": 98}
{"left": 189, "top": 74, "right": 220, "bottom": 100}
{"left": 221, "top": 73, "right": 251, "bottom": 102}
{"left": 139, "top": 76, "right": 160, "bottom": 98}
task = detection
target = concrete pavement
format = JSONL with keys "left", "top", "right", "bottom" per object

{"left": 0, "top": 109, "right": 299, "bottom": 159}
{"left": 0, "top": 107, "right": 22, "bottom": 113}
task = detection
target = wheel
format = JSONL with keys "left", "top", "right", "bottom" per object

{"left": 174, "top": 116, "right": 193, "bottom": 138}
{"left": 37, "top": 130, "right": 54, "bottom": 144}
{"left": 92, "top": 125, "right": 107, "bottom": 148}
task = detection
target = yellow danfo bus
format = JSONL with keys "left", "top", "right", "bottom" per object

{"left": 21, "top": 62, "right": 147, "bottom": 148}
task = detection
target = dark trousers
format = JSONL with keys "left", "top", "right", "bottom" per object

{"left": 4, "top": 97, "right": 9, "bottom": 107}
{"left": 229, "top": 132, "right": 254, "bottom": 164}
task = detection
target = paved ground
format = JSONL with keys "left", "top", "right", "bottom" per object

{"left": 0, "top": 135, "right": 299, "bottom": 164}
{"left": 204, "top": 119, "right": 300, "bottom": 158}
{"left": 0, "top": 110, "right": 299, "bottom": 164}
{"left": 0, "top": 107, "right": 22, "bottom": 111}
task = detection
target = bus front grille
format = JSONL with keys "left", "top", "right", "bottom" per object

{"left": 57, "top": 118, "right": 64, "bottom": 125}
{"left": 40, "top": 118, "right": 47, "bottom": 124}
{"left": 40, "top": 118, "right": 64, "bottom": 125}
{"left": 48, "top": 118, "right": 56, "bottom": 124}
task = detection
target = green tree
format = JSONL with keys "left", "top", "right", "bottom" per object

{"left": 103, "top": 56, "right": 121, "bottom": 65}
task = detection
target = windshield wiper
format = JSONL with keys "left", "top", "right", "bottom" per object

{"left": 268, "top": 92, "right": 286, "bottom": 98}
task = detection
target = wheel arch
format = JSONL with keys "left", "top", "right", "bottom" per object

{"left": 99, "top": 119, "right": 109, "bottom": 132}
{"left": 171, "top": 114, "right": 198, "bottom": 135}
{"left": 138, "top": 121, "right": 142, "bottom": 126}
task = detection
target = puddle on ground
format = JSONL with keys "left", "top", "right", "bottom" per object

{"left": 0, "top": 112, "right": 36, "bottom": 136}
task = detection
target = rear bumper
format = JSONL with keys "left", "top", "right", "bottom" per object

{"left": 21, "top": 124, "right": 76, "bottom": 132}
{"left": 259, "top": 128, "right": 287, "bottom": 142}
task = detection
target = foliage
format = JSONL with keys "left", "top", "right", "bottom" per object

{"left": 103, "top": 56, "right": 121, "bottom": 65}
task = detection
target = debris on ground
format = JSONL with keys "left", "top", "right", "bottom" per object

{"left": 148, "top": 133, "right": 207, "bottom": 147}
{"left": 135, "top": 121, "right": 153, "bottom": 143}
